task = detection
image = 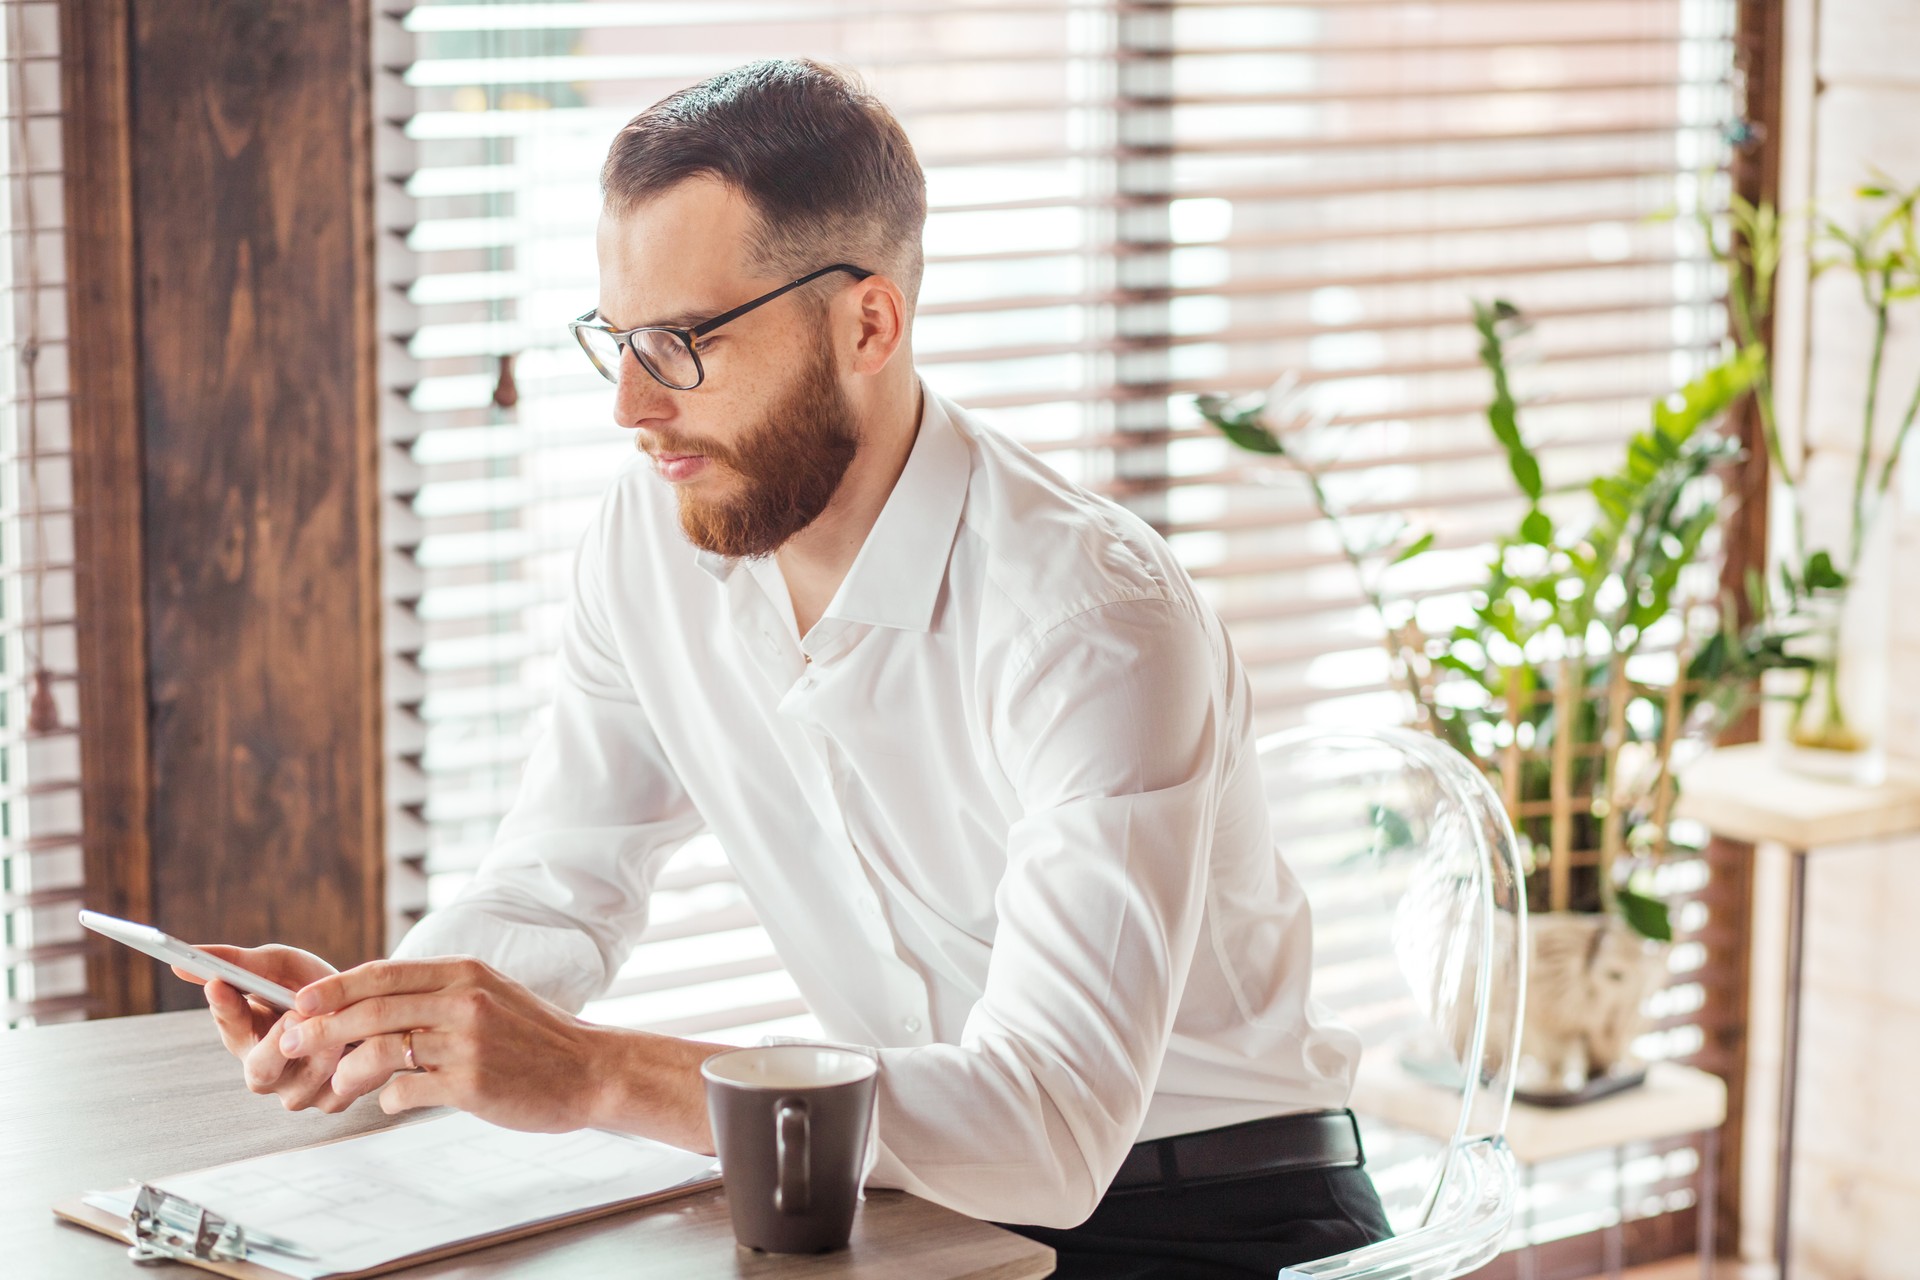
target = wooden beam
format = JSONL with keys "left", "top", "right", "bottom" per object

{"left": 60, "top": 0, "right": 155, "bottom": 1020}
{"left": 123, "top": 0, "right": 386, "bottom": 1003}
{"left": 1697, "top": 0, "right": 1789, "bottom": 1258}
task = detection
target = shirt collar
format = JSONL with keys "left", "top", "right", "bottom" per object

{"left": 692, "top": 374, "right": 969, "bottom": 635}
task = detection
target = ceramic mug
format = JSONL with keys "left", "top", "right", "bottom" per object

{"left": 701, "top": 1044, "right": 879, "bottom": 1253}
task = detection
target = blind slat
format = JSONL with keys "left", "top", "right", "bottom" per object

{"left": 1, "top": 0, "right": 86, "bottom": 1031}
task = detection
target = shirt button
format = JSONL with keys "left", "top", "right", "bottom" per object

{"left": 903, "top": 1016, "right": 923, "bottom": 1034}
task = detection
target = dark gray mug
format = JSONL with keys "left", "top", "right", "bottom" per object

{"left": 701, "top": 1045, "right": 879, "bottom": 1254}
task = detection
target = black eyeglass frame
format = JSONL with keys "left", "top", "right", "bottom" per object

{"left": 568, "top": 262, "right": 876, "bottom": 389}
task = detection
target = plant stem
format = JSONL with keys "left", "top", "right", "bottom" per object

{"left": 1871, "top": 367, "right": 1920, "bottom": 514}
{"left": 1298, "top": 466, "right": 1440, "bottom": 724}
{"left": 1717, "top": 199, "right": 1804, "bottom": 569}
{"left": 1850, "top": 265, "right": 1892, "bottom": 572}
{"left": 1750, "top": 366, "right": 1807, "bottom": 571}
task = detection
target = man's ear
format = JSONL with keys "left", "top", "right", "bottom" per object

{"left": 846, "top": 274, "right": 910, "bottom": 374}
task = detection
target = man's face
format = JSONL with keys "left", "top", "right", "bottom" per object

{"left": 594, "top": 177, "right": 859, "bottom": 559}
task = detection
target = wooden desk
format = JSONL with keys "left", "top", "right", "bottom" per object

{"left": 0, "top": 1011, "right": 1055, "bottom": 1279}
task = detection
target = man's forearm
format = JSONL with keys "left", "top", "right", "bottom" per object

{"left": 581, "top": 1023, "right": 731, "bottom": 1155}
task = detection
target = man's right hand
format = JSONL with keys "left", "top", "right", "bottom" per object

{"left": 171, "top": 944, "right": 350, "bottom": 1113}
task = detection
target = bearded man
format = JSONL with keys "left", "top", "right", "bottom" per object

{"left": 186, "top": 56, "right": 1392, "bottom": 1280}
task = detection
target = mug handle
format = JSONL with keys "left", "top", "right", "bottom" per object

{"left": 774, "top": 1098, "right": 810, "bottom": 1215}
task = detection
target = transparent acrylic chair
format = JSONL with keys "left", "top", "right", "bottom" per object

{"left": 1260, "top": 726, "right": 1528, "bottom": 1280}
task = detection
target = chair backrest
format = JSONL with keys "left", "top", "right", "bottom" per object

{"left": 1259, "top": 726, "right": 1527, "bottom": 1280}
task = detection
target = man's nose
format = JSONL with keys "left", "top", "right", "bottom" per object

{"left": 611, "top": 350, "right": 674, "bottom": 430}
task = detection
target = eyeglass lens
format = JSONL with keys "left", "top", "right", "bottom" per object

{"left": 577, "top": 326, "right": 700, "bottom": 389}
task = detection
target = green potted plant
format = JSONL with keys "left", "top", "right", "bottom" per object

{"left": 1196, "top": 304, "right": 1795, "bottom": 1097}
{"left": 1694, "top": 176, "right": 1920, "bottom": 779}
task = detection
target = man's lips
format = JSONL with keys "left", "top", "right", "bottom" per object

{"left": 652, "top": 451, "right": 711, "bottom": 482}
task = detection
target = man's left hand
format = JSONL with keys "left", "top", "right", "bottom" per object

{"left": 280, "top": 957, "right": 605, "bottom": 1132}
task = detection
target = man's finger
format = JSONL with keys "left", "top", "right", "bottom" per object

{"left": 240, "top": 1013, "right": 301, "bottom": 1093}
{"left": 276, "top": 1048, "right": 351, "bottom": 1113}
{"left": 295, "top": 957, "right": 485, "bottom": 1017}
{"left": 283, "top": 993, "right": 451, "bottom": 1058}
{"left": 378, "top": 1066, "right": 453, "bottom": 1116}
{"left": 203, "top": 980, "right": 263, "bottom": 1057}
{"left": 330, "top": 1032, "right": 414, "bottom": 1102}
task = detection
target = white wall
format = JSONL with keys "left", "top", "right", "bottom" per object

{"left": 1757, "top": 0, "right": 1920, "bottom": 1273}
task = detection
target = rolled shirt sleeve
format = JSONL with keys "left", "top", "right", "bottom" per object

{"left": 390, "top": 494, "right": 704, "bottom": 1014}
{"left": 864, "top": 594, "right": 1225, "bottom": 1228}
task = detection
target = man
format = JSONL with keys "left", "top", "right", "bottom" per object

{"left": 187, "top": 57, "right": 1391, "bottom": 1278}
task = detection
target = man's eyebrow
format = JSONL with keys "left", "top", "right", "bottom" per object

{"left": 595, "top": 304, "right": 719, "bottom": 331}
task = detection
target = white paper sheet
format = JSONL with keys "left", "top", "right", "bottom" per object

{"left": 84, "top": 1112, "right": 719, "bottom": 1278}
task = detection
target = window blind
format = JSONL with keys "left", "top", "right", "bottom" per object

{"left": 1, "top": 0, "right": 84, "bottom": 1029}
{"left": 379, "top": 0, "right": 1737, "bottom": 1074}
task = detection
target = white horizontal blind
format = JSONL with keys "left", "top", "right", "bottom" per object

{"left": 377, "top": 0, "right": 1737, "bottom": 1087}
{"left": 1148, "top": 0, "right": 1738, "bottom": 734}
{"left": 1, "top": 0, "right": 85, "bottom": 1029}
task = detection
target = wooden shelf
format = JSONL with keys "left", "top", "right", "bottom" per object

{"left": 1674, "top": 743, "right": 1920, "bottom": 849}
{"left": 1353, "top": 1056, "right": 1727, "bottom": 1166}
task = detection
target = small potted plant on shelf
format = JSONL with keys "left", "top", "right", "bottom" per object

{"left": 1696, "top": 176, "right": 1920, "bottom": 782}
{"left": 1196, "top": 302, "right": 1798, "bottom": 1101}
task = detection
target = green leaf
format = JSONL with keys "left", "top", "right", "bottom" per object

{"left": 1688, "top": 629, "right": 1730, "bottom": 681}
{"left": 1472, "top": 298, "right": 1546, "bottom": 502}
{"left": 1803, "top": 550, "right": 1847, "bottom": 591}
{"left": 1651, "top": 343, "right": 1765, "bottom": 441}
{"left": 1369, "top": 804, "right": 1416, "bottom": 855}
{"left": 1519, "top": 508, "right": 1554, "bottom": 546}
{"left": 1591, "top": 475, "right": 1632, "bottom": 523}
{"left": 1433, "top": 652, "right": 1493, "bottom": 691}
{"left": 1195, "top": 396, "right": 1287, "bottom": 456}
{"left": 1390, "top": 530, "right": 1436, "bottom": 564}
{"left": 1617, "top": 885, "right": 1673, "bottom": 943}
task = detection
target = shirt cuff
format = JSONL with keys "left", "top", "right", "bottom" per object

{"left": 391, "top": 908, "right": 610, "bottom": 1015}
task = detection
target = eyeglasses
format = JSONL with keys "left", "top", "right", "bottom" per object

{"left": 568, "top": 263, "right": 875, "bottom": 390}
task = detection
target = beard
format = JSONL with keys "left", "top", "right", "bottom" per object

{"left": 649, "top": 329, "right": 860, "bottom": 560}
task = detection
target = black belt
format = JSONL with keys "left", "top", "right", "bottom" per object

{"left": 1109, "top": 1108, "right": 1365, "bottom": 1191}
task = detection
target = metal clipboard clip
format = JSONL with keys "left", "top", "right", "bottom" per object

{"left": 124, "top": 1183, "right": 320, "bottom": 1267}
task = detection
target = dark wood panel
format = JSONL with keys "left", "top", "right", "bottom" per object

{"left": 1691, "top": 0, "right": 1786, "bottom": 1257}
{"left": 126, "top": 0, "right": 385, "bottom": 1000}
{"left": 59, "top": 0, "right": 155, "bottom": 1019}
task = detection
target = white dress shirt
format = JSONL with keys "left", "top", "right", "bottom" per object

{"left": 392, "top": 371, "right": 1361, "bottom": 1228}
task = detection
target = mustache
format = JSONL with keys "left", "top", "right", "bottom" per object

{"left": 636, "top": 429, "right": 732, "bottom": 465}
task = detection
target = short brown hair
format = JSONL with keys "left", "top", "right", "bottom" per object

{"left": 601, "top": 58, "right": 927, "bottom": 323}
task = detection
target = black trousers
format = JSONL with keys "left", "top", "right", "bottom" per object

{"left": 993, "top": 1163, "right": 1393, "bottom": 1280}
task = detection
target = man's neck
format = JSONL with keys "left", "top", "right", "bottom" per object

{"left": 775, "top": 377, "right": 925, "bottom": 639}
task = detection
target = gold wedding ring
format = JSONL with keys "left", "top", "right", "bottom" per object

{"left": 403, "top": 1028, "right": 421, "bottom": 1072}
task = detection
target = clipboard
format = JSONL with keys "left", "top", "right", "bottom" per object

{"left": 50, "top": 1114, "right": 723, "bottom": 1279}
